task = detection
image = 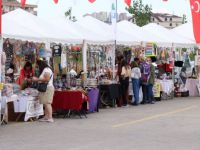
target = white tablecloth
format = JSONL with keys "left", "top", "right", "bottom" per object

{"left": 159, "top": 80, "right": 174, "bottom": 94}
{"left": 1, "top": 95, "right": 44, "bottom": 122}
{"left": 185, "top": 79, "right": 199, "bottom": 97}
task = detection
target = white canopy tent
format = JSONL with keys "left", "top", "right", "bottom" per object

{"left": 171, "top": 22, "right": 196, "bottom": 44}
{"left": 75, "top": 16, "right": 115, "bottom": 42}
{"left": 142, "top": 23, "right": 194, "bottom": 47}
{"left": 44, "top": 17, "right": 114, "bottom": 45}
{"left": 117, "top": 20, "right": 155, "bottom": 45}
{"left": 3, "top": 17, "right": 47, "bottom": 42}
{"left": 116, "top": 21, "right": 142, "bottom": 45}
{"left": 3, "top": 9, "right": 83, "bottom": 44}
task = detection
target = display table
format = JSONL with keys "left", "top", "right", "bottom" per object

{"left": 98, "top": 84, "right": 120, "bottom": 107}
{"left": 1, "top": 95, "right": 43, "bottom": 122}
{"left": 185, "top": 79, "right": 199, "bottom": 97}
{"left": 159, "top": 80, "right": 174, "bottom": 94}
{"left": 52, "top": 90, "right": 88, "bottom": 118}
{"left": 154, "top": 80, "right": 174, "bottom": 100}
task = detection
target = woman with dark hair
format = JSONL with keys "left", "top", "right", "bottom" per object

{"left": 120, "top": 60, "right": 131, "bottom": 106}
{"left": 16, "top": 61, "right": 34, "bottom": 89}
{"left": 32, "top": 60, "right": 54, "bottom": 123}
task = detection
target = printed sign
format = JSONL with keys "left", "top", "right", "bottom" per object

{"left": 145, "top": 42, "right": 156, "bottom": 57}
{"left": 153, "top": 82, "right": 161, "bottom": 98}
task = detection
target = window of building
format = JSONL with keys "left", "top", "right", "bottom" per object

{"left": 165, "top": 18, "right": 167, "bottom": 21}
{"left": 169, "top": 23, "right": 172, "bottom": 27}
{"left": 152, "top": 18, "right": 155, "bottom": 22}
{"left": 170, "top": 18, "right": 172, "bottom": 21}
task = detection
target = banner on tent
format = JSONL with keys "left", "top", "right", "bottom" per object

{"left": 145, "top": 42, "right": 156, "bottom": 57}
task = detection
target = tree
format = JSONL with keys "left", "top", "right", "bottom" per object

{"left": 182, "top": 14, "right": 187, "bottom": 24}
{"left": 65, "top": 7, "right": 77, "bottom": 22}
{"left": 126, "top": 0, "right": 152, "bottom": 27}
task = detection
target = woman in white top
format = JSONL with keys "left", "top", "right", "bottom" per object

{"left": 33, "top": 60, "right": 54, "bottom": 123}
{"left": 120, "top": 60, "right": 131, "bottom": 106}
{"left": 131, "top": 61, "right": 141, "bottom": 105}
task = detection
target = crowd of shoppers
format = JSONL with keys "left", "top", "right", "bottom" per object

{"left": 117, "top": 56, "right": 156, "bottom": 107}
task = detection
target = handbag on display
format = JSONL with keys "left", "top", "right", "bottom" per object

{"left": 37, "top": 75, "right": 52, "bottom": 92}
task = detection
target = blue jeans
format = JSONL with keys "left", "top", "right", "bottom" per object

{"left": 132, "top": 78, "right": 140, "bottom": 104}
{"left": 147, "top": 84, "right": 154, "bottom": 103}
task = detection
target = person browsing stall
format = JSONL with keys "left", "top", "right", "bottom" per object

{"left": 32, "top": 60, "right": 55, "bottom": 123}
{"left": 16, "top": 61, "right": 34, "bottom": 89}
{"left": 131, "top": 61, "right": 141, "bottom": 105}
{"left": 120, "top": 60, "right": 131, "bottom": 106}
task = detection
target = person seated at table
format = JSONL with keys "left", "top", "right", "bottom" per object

{"left": 16, "top": 61, "right": 34, "bottom": 89}
{"left": 180, "top": 66, "right": 187, "bottom": 85}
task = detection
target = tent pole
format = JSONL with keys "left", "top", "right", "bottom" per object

{"left": 0, "top": 0, "right": 2, "bottom": 124}
{"left": 112, "top": 0, "right": 117, "bottom": 80}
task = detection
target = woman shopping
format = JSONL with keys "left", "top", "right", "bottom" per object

{"left": 131, "top": 61, "right": 141, "bottom": 105}
{"left": 32, "top": 60, "right": 55, "bottom": 123}
{"left": 120, "top": 60, "right": 131, "bottom": 106}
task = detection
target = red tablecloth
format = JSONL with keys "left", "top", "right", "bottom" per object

{"left": 52, "top": 90, "right": 88, "bottom": 111}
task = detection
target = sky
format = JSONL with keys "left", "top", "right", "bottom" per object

{"left": 24, "top": 0, "right": 192, "bottom": 21}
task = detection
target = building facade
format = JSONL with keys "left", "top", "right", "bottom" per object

{"left": 2, "top": 0, "right": 37, "bottom": 15}
{"left": 151, "top": 13, "right": 183, "bottom": 29}
{"left": 84, "top": 12, "right": 183, "bottom": 29}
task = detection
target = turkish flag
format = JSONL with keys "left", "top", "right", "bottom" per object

{"left": 53, "top": 0, "right": 59, "bottom": 4}
{"left": 88, "top": 0, "right": 96, "bottom": 3}
{"left": 190, "top": 0, "right": 200, "bottom": 43}
{"left": 124, "top": 0, "right": 131, "bottom": 7}
{"left": 21, "top": 0, "right": 26, "bottom": 8}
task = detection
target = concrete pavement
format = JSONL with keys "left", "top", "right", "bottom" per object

{"left": 0, "top": 97, "right": 200, "bottom": 150}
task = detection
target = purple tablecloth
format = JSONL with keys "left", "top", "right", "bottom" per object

{"left": 88, "top": 88, "right": 99, "bottom": 113}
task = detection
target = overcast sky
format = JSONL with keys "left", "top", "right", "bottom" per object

{"left": 24, "top": 0, "right": 192, "bottom": 21}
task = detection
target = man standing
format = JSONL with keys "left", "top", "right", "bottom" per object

{"left": 147, "top": 57, "right": 155, "bottom": 104}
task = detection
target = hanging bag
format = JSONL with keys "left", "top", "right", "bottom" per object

{"left": 37, "top": 75, "right": 52, "bottom": 92}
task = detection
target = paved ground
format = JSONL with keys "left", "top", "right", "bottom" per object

{"left": 0, "top": 97, "right": 200, "bottom": 150}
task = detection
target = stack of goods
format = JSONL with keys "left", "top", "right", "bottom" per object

{"left": 174, "top": 83, "right": 189, "bottom": 97}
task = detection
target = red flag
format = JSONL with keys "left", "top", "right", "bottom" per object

{"left": 21, "top": 0, "right": 26, "bottom": 8}
{"left": 53, "top": 0, "right": 59, "bottom": 4}
{"left": 190, "top": 0, "right": 200, "bottom": 43}
{"left": 124, "top": 0, "right": 131, "bottom": 7}
{"left": 88, "top": 0, "right": 96, "bottom": 3}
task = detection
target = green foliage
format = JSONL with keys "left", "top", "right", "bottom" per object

{"left": 126, "top": 0, "right": 152, "bottom": 27}
{"left": 65, "top": 7, "right": 77, "bottom": 22}
{"left": 189, "top": 52, "right": 195, "bottom": 61}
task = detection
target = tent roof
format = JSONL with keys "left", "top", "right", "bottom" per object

{"left": 142, "top": 23, "right": 194, "bottom": 46}
{"left": 46, "top": 17, "right": 114, "bottom": 45}
{"left": 171, "top": 22, "right": 196, "bottom": 43}
{"left": 3, "top": 9, "right": 83, "bottom": 44}
{"left": 75, "top": 16, "right": 114, "bottom": 41}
